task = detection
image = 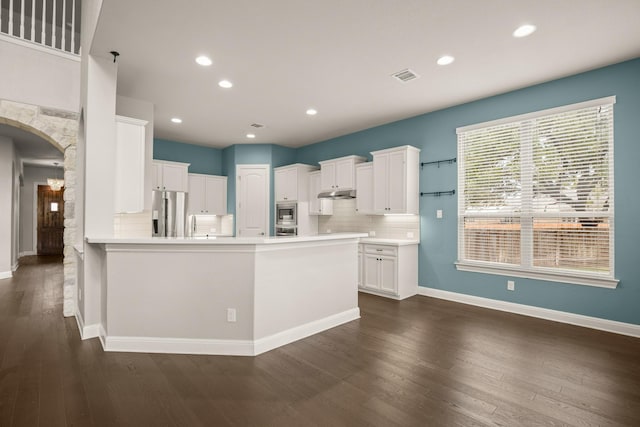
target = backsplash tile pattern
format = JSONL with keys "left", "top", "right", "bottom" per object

{"left": 318, "top": 199, "right": 419, "bottom": 240}
{"left": 114, "top": 211, "right": 152, "bottom": 237}
{"left": 191, "top": 214, "right": 234, "bottom": 236}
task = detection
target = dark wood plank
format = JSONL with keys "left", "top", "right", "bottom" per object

{"left": 3, "top": 255, "right": 640, "bottom": 426}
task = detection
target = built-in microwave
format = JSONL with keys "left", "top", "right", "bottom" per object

{"left": 276, "top": 203, "right": 297, "bottom": 236}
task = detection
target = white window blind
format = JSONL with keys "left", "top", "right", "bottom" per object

{"left": 456, "top": 97, "right": 617, "bottom": 288}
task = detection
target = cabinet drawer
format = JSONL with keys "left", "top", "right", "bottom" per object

{"left": 364, "top": 244, "right": 397, "bottom": 257}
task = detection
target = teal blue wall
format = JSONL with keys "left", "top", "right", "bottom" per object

{"left": 297, "top": 58, "right": 640, "bottom": 325}
{"left": 153, "top": 58, "right": 640, "bottom": 325}
{"left": 153, "top": 138, "right": 223, "bottom": 175}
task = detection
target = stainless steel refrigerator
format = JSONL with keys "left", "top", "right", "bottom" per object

{"left": 151, "top": 190, "right": 187, "bottom": 237}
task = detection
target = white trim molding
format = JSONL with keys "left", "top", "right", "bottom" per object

{"left": 19, "top": 251, "right": 36, "bottom": 258}
{"left": 455, "top": 262, "right": 619, "bottom": 289}
{"left": 0, "top": 271, "right": 12, "bottom": 280}
{"left": 418, "top": 286, "right": 640, "bottom": 338}
{"left": 74, "top": 311, "right": 101, "bottom": 340}
{"left": 98, "top": 308, "right": 360, "bottom": 357}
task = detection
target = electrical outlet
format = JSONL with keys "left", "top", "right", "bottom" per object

{"left": 436, "top": 209, "right": 443, "bottom": 219}
{"left": 227, "top": 308, "right": 237, "bottom": 322}
{"left": 507, "top": 280, "right": 515, "bottom": 291}
{"left": 326, "top": 229, "right": 331, "bottom": 234}
{"left": 369, "top": 231, "right": 376, "bottom": 237}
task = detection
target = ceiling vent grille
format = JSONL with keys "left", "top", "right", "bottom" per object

{"left": 250, "top": 123, "right": 265, "bottom": 128}
{"left": 391, "top": 68, "right": 419, "bottom": 83}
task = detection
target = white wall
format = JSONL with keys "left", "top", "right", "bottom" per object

{"left": 0, "top": 136, "right": 16, "bottom": 277}
{"left": 19, "top": 165, "right": 63, "bottom": 255}
{"left": 0, "top": 38, "right": 80, "bottom": 112}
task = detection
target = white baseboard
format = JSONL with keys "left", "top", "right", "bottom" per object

{"left": 74, "top": 310, "right": 101, "bottom": 340}
{"left": 100, "top": 308, "right": 360, "bottom": 356}
{"left": 418, "top": 287, "right": 640, "bottom": 338}
{"left": 19, "top": 251, "right": 36, "bottom": 258}
{"left": 254, "top": 308, "right": 361, "bottom": 355}
{"left": 104, "top": 335, "right": 256, "bottom": 356}
{"left": 0, "top": 271, "right": 12, "bottom": 280}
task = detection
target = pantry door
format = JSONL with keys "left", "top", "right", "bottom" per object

{"left": 236, "top": 165, "right": 270, "bottom": 237}
{"left": 37, "top": 185, "right": 64, "bottom": 255}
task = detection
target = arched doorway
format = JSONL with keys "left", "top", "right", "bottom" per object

{"left": 0, "top": 99, "right": 78, "bottom": 317}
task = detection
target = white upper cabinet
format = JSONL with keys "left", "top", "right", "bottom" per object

{"left": 152, "top": 160, "right": 190, "bottom": 192}
{"left": 114, "top": 115, "right": 147, "bottom": 213}
{"left": 355, "top": 162, "right": 374, "bottom": 214}
{"left": 319, "top": 155, "right": 366, "bottom": 192}
{"left": 372, "top": 145, "right": 420, "bottom": 214}
{"left": 274, "top": 166, "right": 298, "bottom": 202}
{"left": 188, "top": 174, "right": 227, "bottom": 215}
{"left": 308, "top": 170, "right": 333, "bottom": 215}
{"left": 274, "top": 164, "right": 316, "bottom": 202}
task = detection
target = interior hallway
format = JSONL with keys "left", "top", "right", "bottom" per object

{"left": 1, "top": 257, "right": 640, "bottom": 426}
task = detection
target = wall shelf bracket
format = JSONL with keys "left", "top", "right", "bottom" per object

{"left": 421, "top": 157, "right": 456, "bottom": 169}
{"left": 420, "top": 190, "right": 456, "bottom": 197}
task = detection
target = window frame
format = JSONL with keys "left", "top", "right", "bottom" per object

{"left": 456, "top": 96, "right": 618, "bottom": 289}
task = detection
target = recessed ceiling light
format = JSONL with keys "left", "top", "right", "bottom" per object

{"left": 306, "top": 108, "right": 318, "bottom": 116}
{"left": 218, "top": 80, "right": 233, "bottom": 88}
{"left": 437, "top": 55, "right": 455, "bottom": 66}
{"left": 513, "top": 24, "right": 536, "bottom": 38}
{"left": 195, "top": 55, "right": 212, "bottom": 66}
{"left": 246, "top": 133, "right": 256, "bottom": 139}
{"left": 171, "top": 117, "right": 182, "bottom": 124}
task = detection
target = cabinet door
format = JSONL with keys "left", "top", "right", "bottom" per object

{"left": 162, "top": 163, "right": 188, "bottom": 192}
{"left": 152, "top": 162, "right": 163, "bottom": 190}
{"left": 114, "top": 119, "right": 145, "bottom": 213}
{"left": 187, "top": 174, "right": 206, "bottom": 214}
{"left": 275, "top": 168, "right": 297, "bottom": 201}
{"left": 205, "top": 176, "right": 227, "bottom": 215}
{"left": 358, "top": 246, "right": 363, "bottom": 288}
{"left": 355, "top": 164, "right": 374, "bottom": 214}
{"left": 309, "top": 171, "right": 332, "bottom": 215}
{"left": 363, "top": 254, "right": 380, "bottom": 290}
{"left": 379, "top": 256, "right": 397, "bottom": 294}
{"left": 320, "top": 161, "right": 336, "bottom": 191}
{"left": 373, "top": 153, "right": 389, "bottom": 212}
{"left": 335, "top": 158, "right": 355, "bottom": 189}
{"left": 387, "top": 150, "right": 407, "bottom": 213}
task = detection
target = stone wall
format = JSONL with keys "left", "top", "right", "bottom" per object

{"left": 0, "top": 99, "right": 79, "bottom": 316}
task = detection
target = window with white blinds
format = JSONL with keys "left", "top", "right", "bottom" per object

{"left": 456, "top": 97, "right": 617, "bottom": 288}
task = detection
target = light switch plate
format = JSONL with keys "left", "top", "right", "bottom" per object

{"left": 436, "top": 209, "right": 443, "bottom": 219}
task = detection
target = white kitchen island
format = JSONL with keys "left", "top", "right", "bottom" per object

{"left": 84, "top": 233, "right": 366, "bottom": 356}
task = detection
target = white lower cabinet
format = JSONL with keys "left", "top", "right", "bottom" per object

{"left": 359, "top": 242, "right": 418, "bottom": 300}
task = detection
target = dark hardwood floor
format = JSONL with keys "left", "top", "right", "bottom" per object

{"left": 2, "top": 256, "right": 640, "bottom": 426}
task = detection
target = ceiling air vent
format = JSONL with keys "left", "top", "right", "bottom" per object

{"left": 250, "top": 123, "right": 265, "bottom": 128}
{"left": 391, "top": 68, "right": 419, "bottom": 83}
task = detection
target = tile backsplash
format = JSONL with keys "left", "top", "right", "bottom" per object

{"left": 317, "top": 199, "right": 420, "bottom": 239}
{"left": 190, "top": 214, "right": 234, "bottom": 236}
{"left": 114, "top": 211, "right": 152, "bottom": 237}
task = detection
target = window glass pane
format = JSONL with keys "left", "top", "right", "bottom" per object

{"left": 463, "top": 217, "right": 521, "bottom": 265}
{"left": 533, "top": 217, "right": 610, "bottom": 274}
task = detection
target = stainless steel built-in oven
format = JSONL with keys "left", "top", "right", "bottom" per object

{"left": 275, "top": 202, "right": 297, "bottom": 236}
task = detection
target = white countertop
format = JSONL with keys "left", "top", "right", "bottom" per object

{"left": 359, "top": 237, "right": 420, "bottom": 246}
{"left": 86, "top": 232, "right": 368, "bottom": 245}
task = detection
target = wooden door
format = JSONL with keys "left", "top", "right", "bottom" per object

{"left": 236, "top": 165, "right": 269, "bottom": 237}
{"left": 37, "top": 185, "right": 64, "bottom": 255}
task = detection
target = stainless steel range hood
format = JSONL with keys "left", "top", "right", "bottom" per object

{"left": 317, "top": 189, "right": 356, "bottom": 199}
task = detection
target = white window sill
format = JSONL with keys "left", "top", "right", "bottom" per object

{"left": 455, "top": 262, "right": 619, "bottom": 289}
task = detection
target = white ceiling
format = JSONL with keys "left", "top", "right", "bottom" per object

{"left": 91, "top": 0, "right": 640, "bottom": 149}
